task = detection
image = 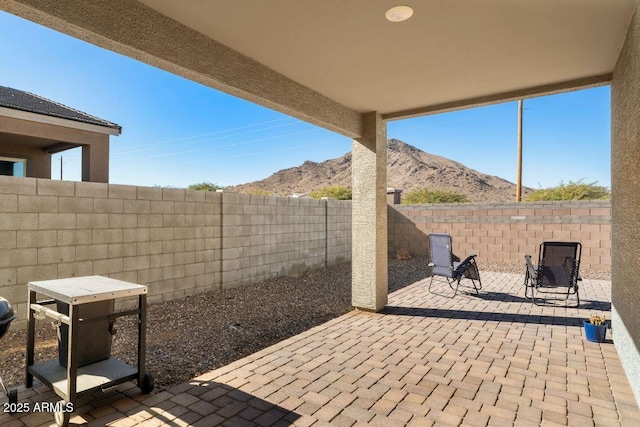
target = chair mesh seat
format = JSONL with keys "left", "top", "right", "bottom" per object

{"left": 524, "top": 241, "right": 582, "bottom": 306}
{"left": 427, "top": 233, "right": 482, "bottom": 297}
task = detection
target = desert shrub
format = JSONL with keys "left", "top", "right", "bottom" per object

{"left": 187, "top": 182, "right": 224, "bottom": 191}
{"left": 402, "top": 188, "right": 469, "bottom": 204}
{"left": 309, "top": 186, "right": 352, "bottom": 200}
{"left": 244, "top": 188, "right": 272, "bottom": 196}
{"left": 525, "top": 180, "right": 610, "bottom": 201}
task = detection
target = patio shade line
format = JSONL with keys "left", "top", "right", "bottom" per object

{"left": 382, "top": 304, "right": 612, "bottom": 326}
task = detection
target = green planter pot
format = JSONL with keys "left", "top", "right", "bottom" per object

{"left": 584, "top": 321, "right": 607, "bottom": 343}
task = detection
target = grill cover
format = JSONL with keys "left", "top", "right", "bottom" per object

{"left": 0, "top": 297, "right": 15, "bottom": 339}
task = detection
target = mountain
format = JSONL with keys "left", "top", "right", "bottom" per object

{"left": 230, "top": 139, "right": 530, "bottom": 202}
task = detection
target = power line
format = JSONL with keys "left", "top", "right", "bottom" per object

{"left": 110, "top": 138, "right": 348, "bottom": 171}
{"left": 111, "top": 117, "right": 296, "bottom": 155}
{"left": 113, "top": 128, "right": 323, "bottom": 162}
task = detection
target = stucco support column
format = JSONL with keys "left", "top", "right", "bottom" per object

{"left": 31, "top": 154, "right": 51, "bottom": 179}
{"left": 81, "top": 141, "right": 109, "bottom": 183}
{"left": 351, "top": 112, "right": 388, "bottom": 311}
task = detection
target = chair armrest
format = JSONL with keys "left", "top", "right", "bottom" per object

{"left": 453, "top": 255, "right": 476, "bottom": 272}
{"left": 458, "top": 255, "right": 477, "bottom": 265}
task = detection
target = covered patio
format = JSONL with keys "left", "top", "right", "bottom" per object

{"left": 1, "top": 0, "right": 639, "bottom": 422}
{"left": 2, "top": 272, "right": 638, "bottom": 426}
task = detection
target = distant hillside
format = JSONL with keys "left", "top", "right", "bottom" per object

{"left": 231, "top": 139, "right": 530, "bottom": 202}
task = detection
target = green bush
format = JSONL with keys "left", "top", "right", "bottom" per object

{"left": 525, "top": 180, "right": 610, "bottom": 201}
{"left": 309, "top": 186, "right": 352, "bottom": 200}
{"left": 402, "top": 188, "right": 469, "bottom": 204}
{"left": 187, "top": 182, "right": 224, "bottom": 191}
{"left": 244, "top": 188, "right": 272, "bottom": 196}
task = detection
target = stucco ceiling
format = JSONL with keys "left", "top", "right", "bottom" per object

{"left": 0, "top": 0, "right": 634, "bottom": 137}
{"left": 137, "top": 0, "right": 634, "bottom": 118}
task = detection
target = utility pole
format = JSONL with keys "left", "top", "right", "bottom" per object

{"left": 60, "top": 156, "right": 63, "bottom": 180}
{"left": 516, "top": 100, "right": 523, "bottom": 202}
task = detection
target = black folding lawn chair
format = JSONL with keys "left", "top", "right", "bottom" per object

{"left": 524, "top": 241, "right": 582, "bottom": 306}
{"left": 428, "top": 233, "right": 482, "bottom": 297}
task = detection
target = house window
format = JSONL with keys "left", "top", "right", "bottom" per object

{"left": 0, "top": 156, "right": 27, "bottom": 177}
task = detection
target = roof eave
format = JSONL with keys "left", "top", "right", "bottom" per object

{"left": 0, "top": 106, "right": 121, "bottom": 136}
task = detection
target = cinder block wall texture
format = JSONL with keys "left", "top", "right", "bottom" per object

{"left": 389, "top": 201, "right": 611, "bottom": 271}
{"left": 219, "top": 193, "right": 351, "bottom": 288}
{"left": 0, "top": 177, "right": 351, "bottom": 328}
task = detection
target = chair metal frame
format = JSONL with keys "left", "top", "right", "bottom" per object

{"left": 427, "top": 233, "right": 482, "bottom": 297}
{"left": 524, "top": 241, "right": 582, "bottom": 307}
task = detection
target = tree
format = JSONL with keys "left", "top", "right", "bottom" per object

{"left": 188, "top": 182, "right": 224, "bottom": 191}
{"left": 309, "top": 186, "right": 352, "bottom": 200}
{"left": 402, "top": 188, "right": 469, "bottom": 204}
{"left": 525, "top": 180, "right": 610, "bottom": 201}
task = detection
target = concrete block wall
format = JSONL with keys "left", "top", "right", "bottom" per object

{"left": 2, "top": 174, "right": 613, "bottom": 330}
{"left": 0, "top": 177, "right": 352, "bottom": 329}
{"left": 220, "top": 194, "right": 350, "bottom": 288}
{"left": 389, "top": 200, "right": 611, "bottom": 271}
{"left": 0, "top": 176, "right": 222, "bottom": 328}
{"left": 327, "top": 199, "right": 352, "bottom": 264}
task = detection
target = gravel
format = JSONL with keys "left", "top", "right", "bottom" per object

{"left": 0, "top": 257, "right": 610, "bottom": 392}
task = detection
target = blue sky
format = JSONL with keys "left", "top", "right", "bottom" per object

{"left": 1, "top": 11, "right": 611, "bottom": 190}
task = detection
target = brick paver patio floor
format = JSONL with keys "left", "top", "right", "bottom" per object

{"left": 2, "top": 272, "right": 639, "bottom": 426}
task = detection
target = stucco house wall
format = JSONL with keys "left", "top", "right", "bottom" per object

{"left": 0, "top": 86, "right": 118, "bottom": 182}
{"left": 611, "top": 1, "right": 640, "bottom": 404}
{"left": 0, "top": 115, "right": 111, "bottom": 180}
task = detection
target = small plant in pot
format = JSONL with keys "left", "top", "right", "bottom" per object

{"left": 584, "top": 314, "right": 608, "bottom": 343}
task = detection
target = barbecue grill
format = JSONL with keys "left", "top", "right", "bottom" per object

{"left": 26, "top": 276, "right": 153, "bottom": 427}
{"left": 0, "top": 296, "right": 17, "bottom": 404}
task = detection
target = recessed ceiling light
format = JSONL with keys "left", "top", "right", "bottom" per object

{"left": 385, "top": 5, "right": 414, "bottom": 22}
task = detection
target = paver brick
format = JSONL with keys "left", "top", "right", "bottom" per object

{"left": 481, "top": 403, "right": 517, "bottom": 421}
{"left": 172, "top": 410, "right": 205, "bottom": 426}
{"left": 567, "top": 413, "right": 596, "bottom": 427}
{"left": 221, "top": 415, "right": 257, "bottom": 426}
{"left": 370, "top": 398, "right": 397, "bottom": 416}
{"left": 331, "top": 413, "right": 357, "bottom": 427}
{"left": 301, "top": 391, "right": 331, "bottom": 406}
{"left": 341, "top": 406, "right": 376, "bottom": 423}
{"left": 462, "top": 410, "right": 490, "bottom": 426}
{"left": 189, "top": 400, "right": 218, "bottom": 416}
{"left": 313, "top": 404, "right": 343, "bottom": 422}
{"left": 427, "top": 408, "right": 464, "bottom": 425}
{"left": 6, "top": 272, "right": 639, "bottom": 427}
{"left": 87, "top": 411, "right": 127, "bottom": 427}
{"left": 486, "top": 414, "right": 514, "bottom": 427}
{"left": 330, "top": 391, "right": 357, "bottom": 408}
{"left": 199, "top": 386, "right": 229, "bottom": 402}
{"left": 111, "top": 397, "right": 142, "bottom": 413}
{"left": 253, "top": 408, "right": 289, "bottom": 426}
{"left": 170, "top": 393, "right": 201, "bottom": 407}
{"left": 407, "top": 416, "right": 435, "bottom": 427}
{"left": 542, "top": 408, "right": 568, "bottom": 424}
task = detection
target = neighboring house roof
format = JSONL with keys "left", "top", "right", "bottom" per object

{"left": 0, "top": 85, "right": 121, "bottom": 132}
